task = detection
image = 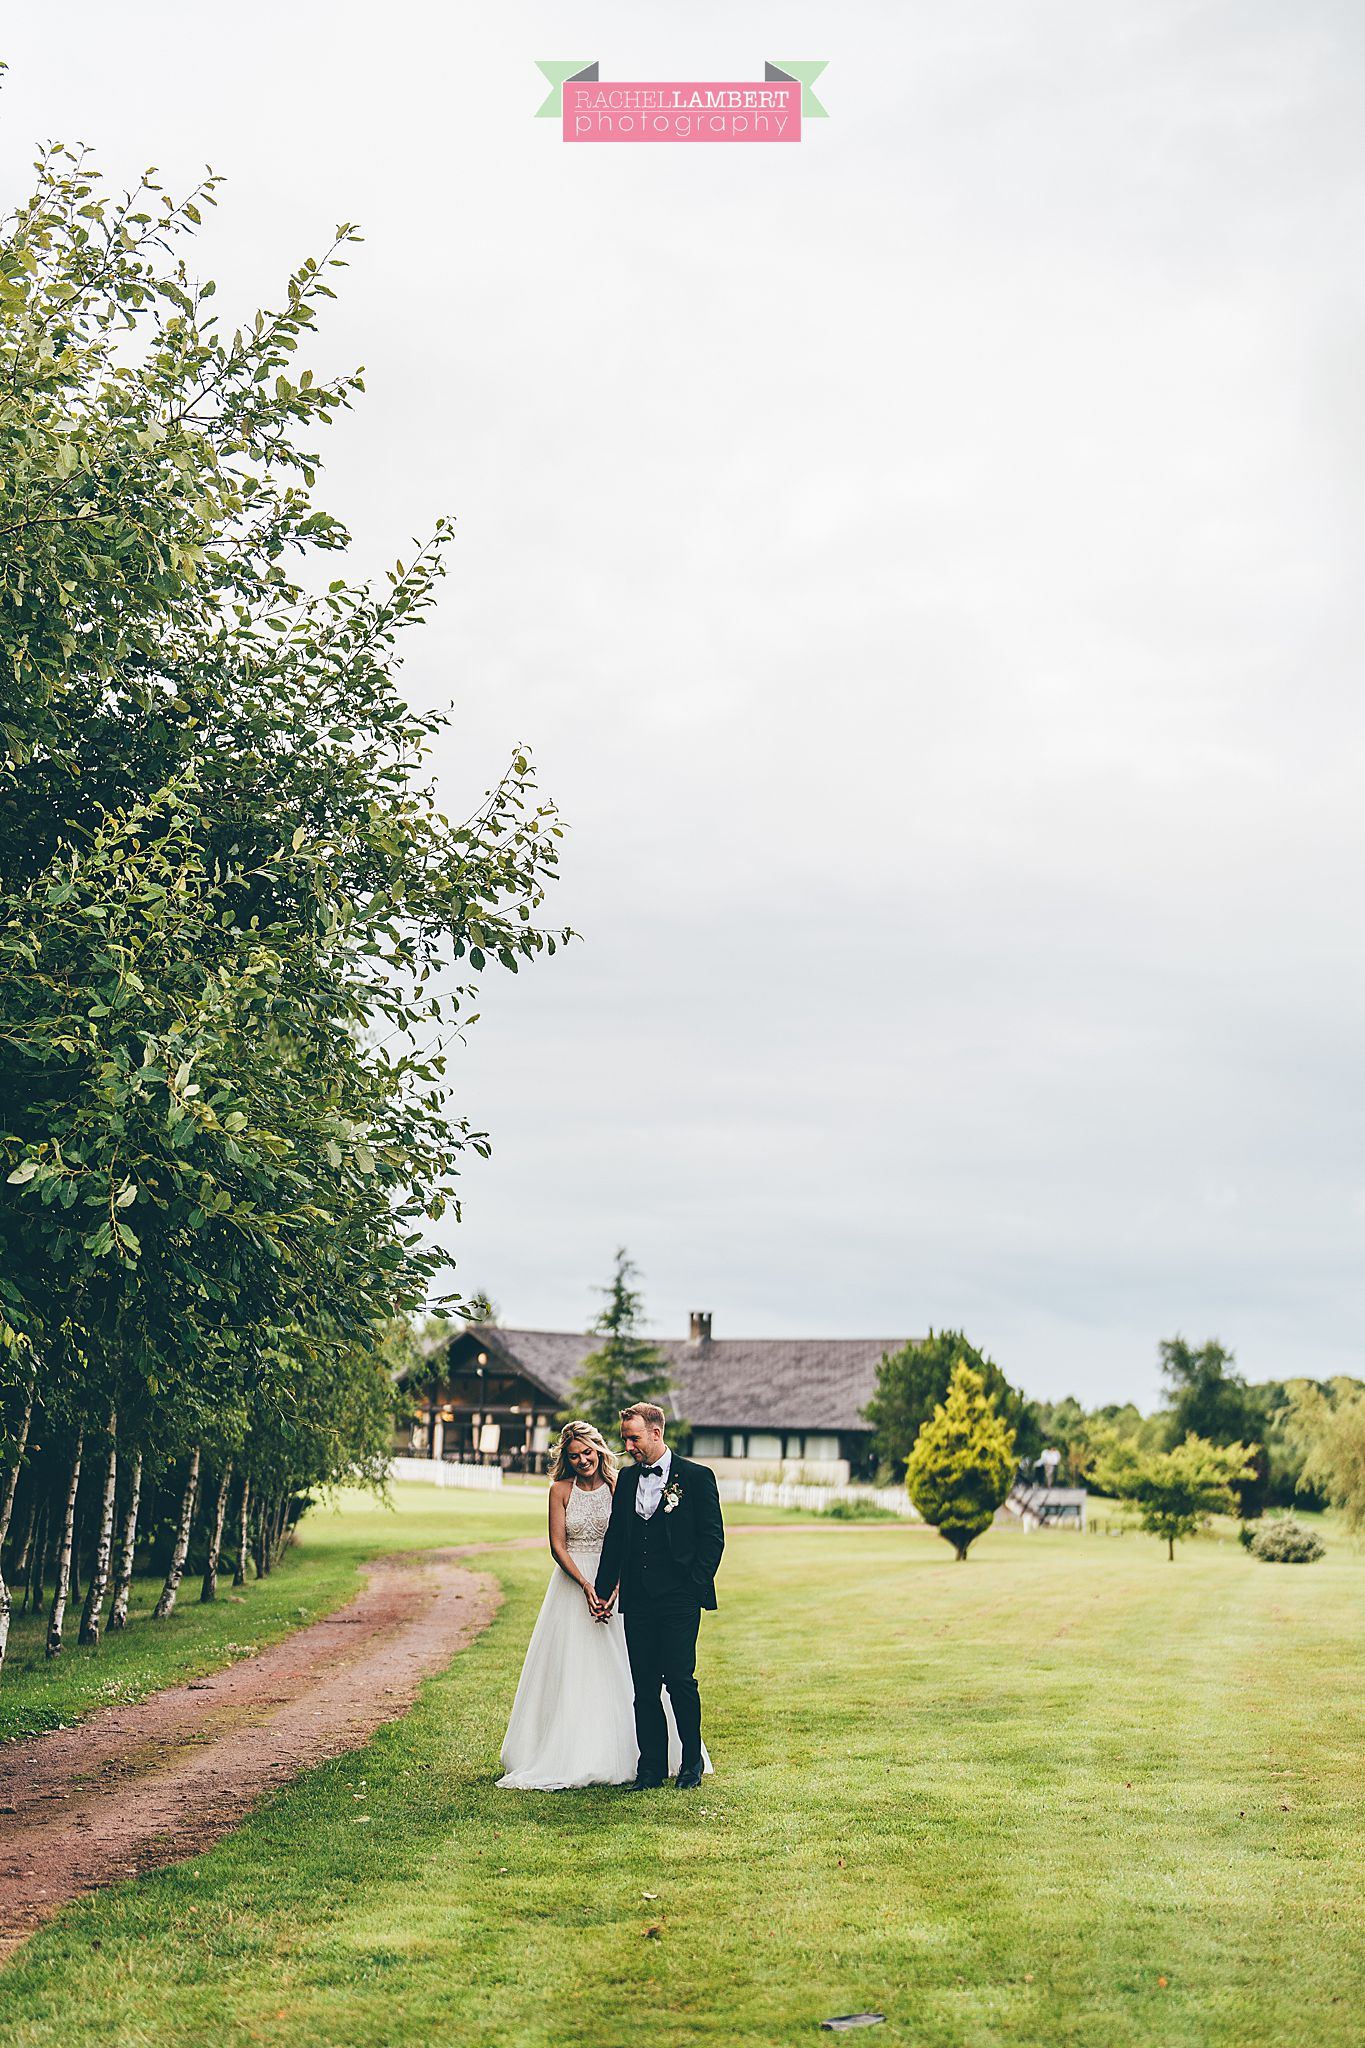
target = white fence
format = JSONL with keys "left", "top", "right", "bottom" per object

{"left": 388, "top": 1456, "right": 504, "bottom": 1491}
{"left": 717, "top": 1478, "right": 919, "bottom": 1519}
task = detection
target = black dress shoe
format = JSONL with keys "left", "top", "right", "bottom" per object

{"left": 675, "top": 1761, "right": 704, "bottom": 1790}
{"left": 629, "top": 1771, "right": 666, "bottom": 1790}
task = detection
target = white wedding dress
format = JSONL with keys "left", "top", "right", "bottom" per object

{"left": 496, "top": 1479, "right": 712, "bottom": 1790}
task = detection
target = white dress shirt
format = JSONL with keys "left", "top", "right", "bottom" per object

{"left": 634, "top": 1445, "right": 672, "bottom": 1520}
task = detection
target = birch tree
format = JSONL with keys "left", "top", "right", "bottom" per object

{"left": 0, "top": 127, "right": 569, "bottom": 1676}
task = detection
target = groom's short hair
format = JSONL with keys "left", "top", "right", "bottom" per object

{"left": 620, "top": 1402, "right": 665, "bottom": 1431}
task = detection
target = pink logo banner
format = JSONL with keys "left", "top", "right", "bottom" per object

{"left": 564, "top": 79, "right": 801, "bottom": 144}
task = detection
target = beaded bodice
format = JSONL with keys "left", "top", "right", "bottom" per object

{"left": 564, "top": 1481, "right": 614, "bottom": 1551}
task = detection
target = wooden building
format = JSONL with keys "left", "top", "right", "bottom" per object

{"left": 394, "top": 1312, "right": 919, "bottom": 1483}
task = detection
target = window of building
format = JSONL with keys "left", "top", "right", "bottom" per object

{"left": 747, "top": 1433, "right": 782, "bottom": 1461}
{"left": 802, "top": 1434, "right": 840, "bottom": 1462}
{"left": 691, "top": 1431, "right": 727, "bottom": 1457}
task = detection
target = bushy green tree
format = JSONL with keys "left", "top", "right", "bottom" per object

{"left": 561, "top": 1249, "right": 674, "bottom": 1439}
{"left": 0, "top": 120, "right": 565, "bottom": 1677}
{"left": 864, "top": 1329, "right": 1037, "bottom": 1480}
{"left": 1095, "top": 1432, "right": 1255, "bottom": 1560}
{"left": 904, "top": 1362, "right": 1017, "bottom": 1560}
{"left": 1286, "top": 1381, "right": 1365, "bottom": 1534}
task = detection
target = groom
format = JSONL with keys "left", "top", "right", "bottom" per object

{"left": 594, "top": 1402, "right": 725, "bottom": 1790}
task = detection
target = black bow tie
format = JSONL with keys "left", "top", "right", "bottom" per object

{"left": 641, "top": 1464, "right": 663, "bottom": 1477}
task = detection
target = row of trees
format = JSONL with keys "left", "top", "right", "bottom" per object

{"left": 866, "top": 1329, "right": 1365, "bottom": 1525}
{"left": 1027, "top": 1338, "right": 1328, "bottom": 1516}
{"left": 0, "top": 137, "right": 564, "bottom": 1674}
{"left": 895, "top": 1352, "right": 1261, "bottom": 1563}
{"left": 869, "top": 1329, "right": 1365, "bottom": 1560}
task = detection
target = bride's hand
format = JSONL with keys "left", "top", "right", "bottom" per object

{"left": 582, "top": 1583, "right": 605, "bottom": 1618}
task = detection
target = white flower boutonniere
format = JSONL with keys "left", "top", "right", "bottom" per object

{"left": 661, "top": 1478, "right": 684, "bottom": 1514}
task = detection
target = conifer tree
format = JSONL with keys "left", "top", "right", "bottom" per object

{"left": 562, "top": 1249, "right": 674, "bottom": 1439}
{"left": 905, "top": 1362, "right": 1017, "bottom": 1560}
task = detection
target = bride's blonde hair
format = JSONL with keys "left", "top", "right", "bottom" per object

{"left": 548, "top": 1420, "right": 618, "bottom": 1485}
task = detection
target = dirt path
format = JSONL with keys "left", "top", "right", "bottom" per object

{"left": 0, "top": 1542, "right": 529, "bottom": 1960}
{"left": 0, "top": 1518, "right": 915, "bottom": 1960}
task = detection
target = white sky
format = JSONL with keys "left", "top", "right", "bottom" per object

{"left": 4, "top": 3, "right": 1363, "bottom": 1406}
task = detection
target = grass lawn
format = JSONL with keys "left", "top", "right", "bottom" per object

{"left": 0, "top": 1482, "right": 833, "bottom": 1744}
{"left": 1, "top": 1489, "right": 1362, "bottom": 2046}
{"left": 0, "top": 1481, "right": 548, "bottom": 1744}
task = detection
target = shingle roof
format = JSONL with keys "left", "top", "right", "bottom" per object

{"left": 423, "top": 1326, "right": 916, "bottom": 1434}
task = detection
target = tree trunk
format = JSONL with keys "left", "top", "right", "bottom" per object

{"left": 255, "top": 1495, "right": 271, "bottom": 1578}
{"left": 1168, "top": 1535, "right": 1175, "bottom": 1561}
{"left": 153, "top": 1446, "right": 201, "bottom": 1620}
{"left": 232, "top": 1474, "right": 251, "bottom": 1586}
{"left": 78, "top": 1409, "right": 119, "bottom": 1646}
{"left": 9, "top": 1482, "right": 36, "bottom": 1572}
{"left": 10, "top": 1490, "right": 37, "bottom": 1581}
{"left": 0, "top": 1383, "right": 35, "bottom": 1678}
{"left": 199, "top": 1459, "right": 232, "bottom": 1602}
{"left": 38, "top": 1481, "right": 60, "bottom": 1604}
{"left": 68, "top": 1483, "right": 83, "bottom": 1608}
{"left": 24, "top": 1493, "right": 48, "bottom": 1613}
{"left": 107, "top": 1449, "right": 143, "bottom": 1632}
{"left": 45, "top": 1427, "right": 85, "bottom": 1658}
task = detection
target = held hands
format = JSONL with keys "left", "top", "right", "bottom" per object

{"left": 583, "top": 1583, "right": 617, "bottom": 1623}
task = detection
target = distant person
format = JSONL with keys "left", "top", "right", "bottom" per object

{"left": 496, "top": 1417, "right": 717, "bottom": 1790}
{"left": 593, "top": 1402, "right": 726, "bottom": 1791}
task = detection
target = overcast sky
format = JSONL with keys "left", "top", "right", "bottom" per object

{"left": 4, "top": 3, "right": 1363, "bottom": 1407}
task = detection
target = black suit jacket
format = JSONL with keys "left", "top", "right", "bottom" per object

{"left": 595, "top": 1454, "right": 725, "bottom": 1612}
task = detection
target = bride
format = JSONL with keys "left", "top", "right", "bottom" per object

{"left": 497, "top": 1420, "right": 709, "bottom": 1790}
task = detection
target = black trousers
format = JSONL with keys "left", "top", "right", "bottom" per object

{"left": 624, "top": 1586, "right": 703, "bottom": 1778}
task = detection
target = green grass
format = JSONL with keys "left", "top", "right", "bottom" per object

{"left": 1, "top": 1492, "right": 1363, "bottom": 2046}
{"left": 0, "top": 1482, "right": 832, "bottom": 1744}
{"left": 0, "top": 1481, "right": 547, "bottom": 1743}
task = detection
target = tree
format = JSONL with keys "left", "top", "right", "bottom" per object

{"left": 0, "top": 123, "right": 567, "bottom": 1679}
{"left": 1095, "top": 1432, "right": 1256, "bottom": 1560}
{"left": 905, "top": 1362, "right": 1017, "bottom": 1560}
{"left": 1029, "top": 1395, "right": 1101, "bottom": 1487}
{"left": 1158, "top": 1338, "right": 1266, "bottom": 1515}
{"left": 561, "top": 1249, "right": 674, "bottom": 1439}
{"left": 865, "top": 1328, "right": 1037, "bottom": 1480}
{"left": 1285, "top": 1381, "right": 1365, "bottom": 1534}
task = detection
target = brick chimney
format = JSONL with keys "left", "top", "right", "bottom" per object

{"left": 688, "top": 1311, "right": 712, "bottom": 1344}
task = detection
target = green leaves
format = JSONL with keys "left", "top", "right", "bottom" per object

{"left": 905, "top": 1362, "right": 1018, "bottom": 1558}
{"left": 0, "top": 129, "right": 568, "bottom": 1520}
{"left": 1094, "top": 1431, "right": 1258, "bottom": 1557}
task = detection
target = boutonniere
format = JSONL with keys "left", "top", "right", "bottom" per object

{"left": 662, "top": 1478, "right": 684, "bottom": 1514}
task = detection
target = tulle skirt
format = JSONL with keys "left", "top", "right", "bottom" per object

{"left": 496, "top": 1545, "right": 712, "bottom": 1791}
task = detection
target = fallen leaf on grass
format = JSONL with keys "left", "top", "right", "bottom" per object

{"left": 644, "top": 1925, "right": 662, "bottom": 1941}
{"left": 641, "top": 1892, "right": 659, "bottom": 1901}
{"left": 1157, "top": 1976, "right": 1169, "bottom": 1989}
